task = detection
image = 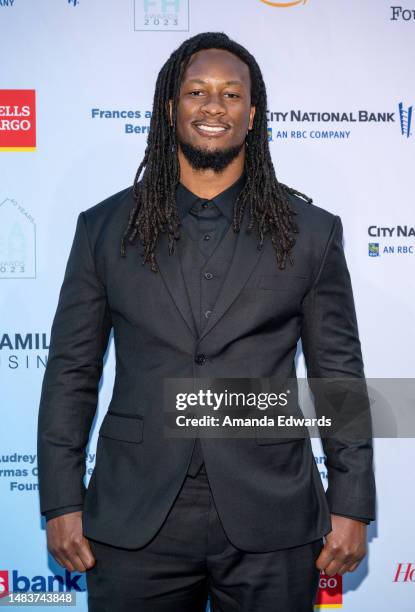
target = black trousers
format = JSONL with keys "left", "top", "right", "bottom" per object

{"left": 85, "top": 468, "right": 323, "bottom": 611}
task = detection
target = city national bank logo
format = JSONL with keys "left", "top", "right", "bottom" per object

{"left": 315, "top": 571, "right": 343, "bottom": 608}
{"left": 0, "top": 569, "right": 84, "bottom": 595}
{"left": 134, "top": 0, "right": 189, "bottom": 31}
{"left": 259, "top": 0, "right": 308, "bottom": 7}
{"left": 368, "top": 243, "right": 379, "bottom": 257}
{"left": 267, "top": 102, "right": 413, "bottom": 141}
{"left": 0, "top": 199, "right": 36, "bottom": 278}
{"left": 368, "top": 224, "right": 415, "bottom": 257}
{"left": 0, "top": 90, "right": 36, "bottom": 151}
{"left": 399, "top": 102, "right": 413, "bottom": 137}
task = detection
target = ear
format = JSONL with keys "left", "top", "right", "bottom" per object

{"left": 248, "top": 106, "right": 256, "bottom": 131}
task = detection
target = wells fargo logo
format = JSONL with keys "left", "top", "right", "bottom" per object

{"left": 259, "top": 0, "right": 308, "bottom": 7}
{"left": 0, "top": 90, "right": 36, "bottom": 152}
{"left": 315, "top": 571, "right": 343, "bottom": 608}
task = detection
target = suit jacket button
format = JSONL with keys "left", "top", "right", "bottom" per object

{"left": 195, "top": 353, "right": 207, "bottom": 365}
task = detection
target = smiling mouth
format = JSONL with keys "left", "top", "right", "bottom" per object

{"left": 193, "top": 123, "right": 230, "bottom": 136}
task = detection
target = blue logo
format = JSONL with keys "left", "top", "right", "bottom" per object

{"left": 398, "top": 102, "right": 413, "bottom": 137}
{"left": 368, "top": 243, "right": 379, "bottom": 257}
{"left": 267, "top": 127, "right": 273, "bottom": 142}
{"left": 68, "top": 0, "right": 79, "bottom": 6}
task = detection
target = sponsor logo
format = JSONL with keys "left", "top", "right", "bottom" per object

{"left": 368, "top": 243, "right": 380, "bottom": 257}
{"left": 68, "top": 0, "right": 79, "bottom": 5}
{"left": 399, "top": 102, "right": 413, "bottom": 137}
{"left": 259, "top": 0, "right": 308, "bottom": 7}
{"left": 91, "top": 107, "right": 152, "bottom": 135}
{"left": 267, "top": 104, "right": 413, "bottom": 140}
{"left": 0, "top": 0, "right": 15, "bottom": 6}
{"left": 0, "top": 571, "right": 9, "bottom": 598}
{"left": 0, "top": 199, "right": 36, "bottom": 278}
{"left": 268, "top": 127, "right": 351, "bottom": 141}
{"left": 0, "top": 452, "right": 95, "bottom": 492}
{"left": 390, "top": 5, "right": 415, "bottom": 20}
{"left": 394, "top": 563, "right": 415, "bottom": 582}
{"left": 315, "top": 572, "right": 343, "bottom": 608}
{"left": 134, "top": 0, "right": 189, "bottom": 31}
{"left": 0, "top": 332, "right": 49, "bottom": 370}
{"left": 367, "top": 225, "right": 415, "bottom": 256}
{"left": 0, "top": 90, "right": 36, "bottom": 151}
{"left": 0, "top": 570, "right": 84, "bottom": 593}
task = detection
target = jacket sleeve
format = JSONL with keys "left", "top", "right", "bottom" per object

{"left": 37, "top": 211, "right": 112, "bottom": 516}
{"left": 44, "top": 505, "right": 84, "bottom": 522}
{"left": 300, "top": 214, "right": 376, "bottom": 522}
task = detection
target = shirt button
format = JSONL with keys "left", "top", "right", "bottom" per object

{"left": 204, "top": 310, "right": 212, "bottom": 319}
{"left": 195, "top": 353, "right": 207, "bottom": 365}
{"left": 204, "top": 272, "right": 213, "bottom": 280}
{"left": 202, "top": 202, "right": 209, "bottom": 209}
{"left": 203, "top": 234, "right": 211, "bottom": 241}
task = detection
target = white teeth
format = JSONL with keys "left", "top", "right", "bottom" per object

{"left": 197, "top": 124, "right": 227, "bottom": 133}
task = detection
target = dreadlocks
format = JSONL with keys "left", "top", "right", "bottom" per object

{"left": 120, "top": 32, "right": 313, "bottom": 273}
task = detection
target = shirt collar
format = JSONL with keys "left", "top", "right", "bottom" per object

{"left": 175, "top": 172, "right": 246, "bottom": 223}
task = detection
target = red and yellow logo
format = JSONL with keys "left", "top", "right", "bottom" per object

{"left": 259, "top": 0, "right": 308, "bottom": 7}
{"left": 0, "top": 90, "right": 36, "bottom": 152}
{"left": 315, "top": 572, "right": 343, "bottom": 608}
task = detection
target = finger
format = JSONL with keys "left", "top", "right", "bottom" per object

{"left": 55, "top": 543, "right": 88, "bottom": 573}
{"left": 345, "top": 560, "right": 361, "bottom": 573}
{"left": 76, "top": 539, "right": 96, "bottom": 570}
{"left": 51, "top": 552, "right": 77, "bottom": 573}
{"left": 315, "top": 545, "right": 335, "bottom": 571}
{"left": 323, "top": 560, "right": 343, "bottom": 577}
{"left": 336, "top": 564, "right": 349, "bottom": 576}
{"left": 71, "top": 552, "right": 91, "bottom": 573}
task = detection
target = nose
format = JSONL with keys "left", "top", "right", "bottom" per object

{"left": 200, "top": 93, "right": 226, "bottom": 116}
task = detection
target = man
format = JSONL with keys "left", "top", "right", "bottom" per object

{"left": 38, "top": 32, "right": 376, "bottom": 611}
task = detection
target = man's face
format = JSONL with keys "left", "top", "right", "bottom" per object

{"left": 171, "top": 48, "right": 256, "bottom": 169}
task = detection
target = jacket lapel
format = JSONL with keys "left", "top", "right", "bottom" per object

{"left": 198, "top": 208, "right": 265, "bottom": 342}
{"left": 154, "top": 233, "right": 198, "bottom": 338}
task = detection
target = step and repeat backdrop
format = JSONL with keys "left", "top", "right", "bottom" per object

{"left": 0, "top": 1, "right": 414, "bottom": 610}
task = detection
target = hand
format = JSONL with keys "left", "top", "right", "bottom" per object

{"left": 315, "top": 515, "right": 367, "bottom": 576}
{"left": 46, "top": 511, "right": 96, "bottom": 573}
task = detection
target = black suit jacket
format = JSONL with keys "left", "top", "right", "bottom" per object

{"left": 37, "top": 186, "right": 376, "bottom": 552}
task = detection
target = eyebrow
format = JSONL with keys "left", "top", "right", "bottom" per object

{"left": 185, "top": 78, "right": 243, "bottom": 86}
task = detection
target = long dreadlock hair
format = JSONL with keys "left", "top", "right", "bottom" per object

{"left": 120, "top": 32, "right": 313, "bottom": 273}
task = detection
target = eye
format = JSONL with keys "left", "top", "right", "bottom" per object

{"left": 188, "top": 90, "right": 204, "bottom": 96}
{"left": 224, "top": 93, "right": 240, "bottom": 99}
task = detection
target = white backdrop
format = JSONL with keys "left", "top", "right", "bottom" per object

{"left": 0, "top": 0, "right": 414, "bottom": 610}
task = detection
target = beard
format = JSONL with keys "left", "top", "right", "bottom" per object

{"left": 178, "top": 138, "right": 245, "bottom": 173}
